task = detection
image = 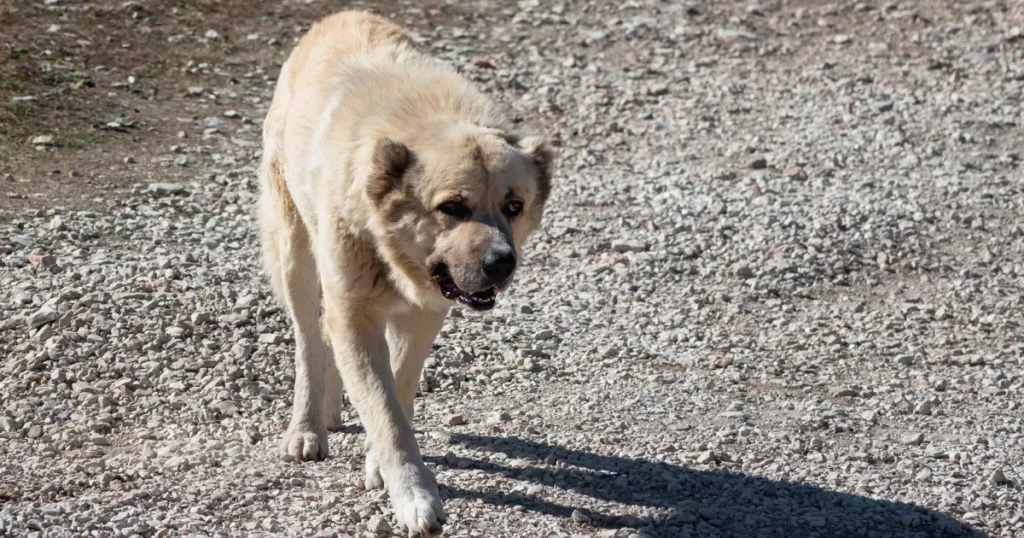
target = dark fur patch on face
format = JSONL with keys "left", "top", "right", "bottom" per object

{"left": 367, "top": 138, "right": 412, "bottom": 205}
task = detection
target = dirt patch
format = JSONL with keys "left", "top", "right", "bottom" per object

{"left": 0, "top": 0, "right": 427, "bottom": 211}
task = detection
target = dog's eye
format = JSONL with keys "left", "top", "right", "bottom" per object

{"left": 503, "top": 200, "right": 524, "bottom": 218}
{"left": 438, "top": 201, "right": 471, "bottom": 220}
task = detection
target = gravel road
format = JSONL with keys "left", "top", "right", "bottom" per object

{"left": 2, "top": 1, "right": 1022, "bottom": 537}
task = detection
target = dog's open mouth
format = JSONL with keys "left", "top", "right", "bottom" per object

{"left": 431, "top": 265, "right": 497, "bottom": 311}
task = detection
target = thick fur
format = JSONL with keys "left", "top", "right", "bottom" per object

{"left": 256, "top": 11, "right": 552, "bottom": 538}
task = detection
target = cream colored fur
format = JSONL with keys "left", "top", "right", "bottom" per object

{"left": 256, "top": 11, "right": 553, "bottom": 537}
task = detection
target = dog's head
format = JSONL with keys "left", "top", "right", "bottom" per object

{"left": 366, "top": 126, "right": 553, "bottom": 311}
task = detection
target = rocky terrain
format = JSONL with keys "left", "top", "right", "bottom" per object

{"left": 1, "top": 0, "right": 1022, "bottom": 537}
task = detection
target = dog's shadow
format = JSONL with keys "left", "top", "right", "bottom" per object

{"left": 424, "top": 433, "right": 986, "bottom": 538}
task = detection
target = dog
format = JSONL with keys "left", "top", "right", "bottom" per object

{"left": 256, "top": 10, "right": 553, "bottom": 537}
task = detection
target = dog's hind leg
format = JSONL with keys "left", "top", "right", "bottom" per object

{"left": 322, "top": 343, "right": 346, "bottom": 431}
{"left": 258, "top": 158, "right": 331, "bottom": 462}
{"left": 363, "top": 306, "right": 448, "bottom": 489}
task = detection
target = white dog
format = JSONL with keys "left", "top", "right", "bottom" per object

{"left": 256, "top": 11, "right": 553, "bottom": 537}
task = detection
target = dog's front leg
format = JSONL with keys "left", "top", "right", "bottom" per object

{"left": 364, "top": 306, "right": 449, "bottom": 490}
{"left": 323, "top": 305, "right": 445, "bottom": 537}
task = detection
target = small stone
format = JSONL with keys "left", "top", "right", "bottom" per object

{"left": 749, "top": 157, "right": 768, "bottom": 169}
{"left": 784, "top": 166, "right": 808, "bottom": 181}
{"left": 571, "top": 509, "right": 591, "bottom": 524}
{"left": 446, "top": 414, "right": 466, "bottom": 426}
{"left": 427, "top": 431, "right": 453, "bottom": 444}
{"left": 234, "top": 295, "right": 259, "bottom": 309}
{"left": 204, "top": 29, "right": 219, "bottom": 40}
{"left": 165, "top": 456, "right": 190, "bottom": 470}
{"left": 1, "top": 418, "right": 20, "bottom": 433}
{"left": 232, "top": 341, "right": 253, "bottom": 359}
{"left": 258, "top": 333, "right": 282, "bottom": 344}
{"left": 717, "top": 28, "right": 758, "bottom": 41}
{"left": 534, "top": 330, "right": 554, "bottom": 341}
{"left": 618, "top": 514, "right": 640, "bottom": 527}
{"left": 989, "top": 469, "right": 1009, "bottom": 485}
{"left": 31, "top": 135, "right": 56, "bottom": 146}
{"left": 147, "top": 182, "right": 186, "bottom": 196}
{"left": 27, "top": 253, "right": 57, "bottom": 267}
{"left": 611, "top": 240, "right": 647, "bottom": 253}
{"left": 902, "top": 433, "right": 924, "bottom": 446}
{"left": 526, "top": 485, "right": 543, "bottom": 495}
{"left": 914, "top": 401, "right": 934, "bottom": 415}
{"left": 925, "top": 444, "right": 946, "bottom": 459}
{"left": 733, "top": 264, "right": 754, "bottom": 279}
{"left": 187, "top": 87, "right": 204, "bottom": 97}
{"left": 490, "top": 411, "right": 512, "bottom": 423}
{"left": 366, "top": 516, "right": 390, "bottom": 534}
{"left": 218, "top": 401, "right": 239, "bottom": 416}
{"left": 442, "top": 451, "right": 460, "bottom": 466}
{"left": 833, "top": 388, "right": 858, "bottom": 398}
{"left": 191, "top": 312, "right": 213, "bottom": 324}
{"left": 472, "top": 57, "right": 496, "bottom": 69}
{"left": 915, "top": 467, "right": 933, "bottom": 481}
{"left": 223, "top": 110, "right": 239, "bottom": 118}
{"left": 27, "top": 306, "right": 59, "bottom": 329}
{"left": 696, "top": 450, "right": 715, "bottom": 464}
{"left": 488, "top": 369, "right": 512, "bottom": 383}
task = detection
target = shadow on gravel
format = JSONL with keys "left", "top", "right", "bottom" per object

{"left": 429, "top": 434, "right": 985, "bottom": 538}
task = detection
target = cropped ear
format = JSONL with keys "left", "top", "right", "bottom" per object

{"left": 367, "top": 138, "right": 412, "bottom": 205}
{"left": 507, "top": 133, "right": 555, "bottom": 203}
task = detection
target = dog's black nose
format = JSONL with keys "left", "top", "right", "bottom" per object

{"left": 482, "top": 249, "right": 516, "bottom": 286}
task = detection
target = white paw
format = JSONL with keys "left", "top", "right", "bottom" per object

{"left": 385, "top": 463, "right": 446, "bottom": 537}
{"left": 279, "top": 425, "right": 329, "bottom": 462}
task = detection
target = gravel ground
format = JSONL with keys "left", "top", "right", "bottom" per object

{"left": 2, "top": 1, "right": 1023, "bottom": 537}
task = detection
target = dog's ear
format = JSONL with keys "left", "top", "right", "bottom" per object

{"left": 515, "top": 135, "right": 554, "bottom": 170}
{"left": 507, "top": 133, "right": 555, "bottom": 202}
{"left": 367, "top": 138, "right": 412, "bottom": 204}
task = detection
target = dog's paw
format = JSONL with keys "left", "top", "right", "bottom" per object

{"left": 279, "top": 425, "right": 329, "bottom": 462}
{"left": 386, "top": 463, "right": 446, "bottom": 537}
